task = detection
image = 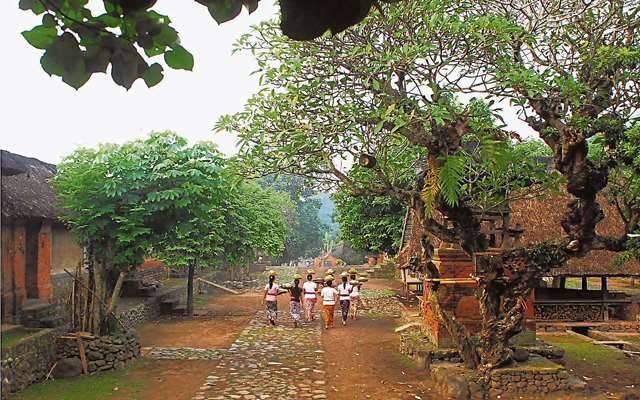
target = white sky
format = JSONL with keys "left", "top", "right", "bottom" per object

{"left": 1, "top": 0, "right": 279, "bottom": 165}
{"left": 1, "top": 1, "right": 537, "bottom": 166}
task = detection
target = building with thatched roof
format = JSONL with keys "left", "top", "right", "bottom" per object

{"left": 1, "top": 150, "right": 83, "bottom": 324}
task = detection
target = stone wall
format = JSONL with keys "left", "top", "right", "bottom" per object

{"left": 132, "top": 264, "right": 168, "bottom": 282}
{"left": 56, "top": 330, "right": 140, "bottom": 373}
{"left": 118, "top": 273, "right": 214, "bottom": 328}
{"left": 50, "top": 271, "right": 74, "bottom": 321}
{"left": 537, "top": 321, "right": 640, "bottom": 333}
{"left": 1, "top": 328, "right": 57, "bottom": 398}
{"left": 486, "top": 362, "right": 568, "bottom": 397}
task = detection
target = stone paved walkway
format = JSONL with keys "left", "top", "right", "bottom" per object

{"left": 145, "top": 309, "right": 327, "bottom": 400}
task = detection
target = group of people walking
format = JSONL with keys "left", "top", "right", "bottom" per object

{"left": 261, "top": 267, "right": 367, "bottom": 330}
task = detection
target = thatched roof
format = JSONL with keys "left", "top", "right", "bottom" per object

{"left": 1, "top": 150, "right": 67, "bottom": 220}
{"left": 511, "top": 189, "right": 640, "bottom": 277}
{"left": 395, "top": 153, "right": 640, "bottom": 276}
{"left": 330, "top": 243, "right": 367, "bottom": 265}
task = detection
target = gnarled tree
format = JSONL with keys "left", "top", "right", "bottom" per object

{"left": 217, "top": 0, "right": 640, "bottom": 376}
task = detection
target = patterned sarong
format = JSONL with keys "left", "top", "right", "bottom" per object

{"left": 323, "top": 304, "right": 335, "bottom": 327}
{"left": 266, "top": 300, "right": 278, "bottom": 322}
{"left": 305, "top": 297, "right": 317, "bottom": 320}
{"left": 340, "top": 299, "right": 350, "bottom": 322}
{"left": 290, "top": 300, "right": 302, "bottom": 321}
{"left": 349, "top": 296, "right": 362, "bottom": 318}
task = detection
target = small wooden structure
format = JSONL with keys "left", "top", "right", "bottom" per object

{"left": 510, "top": 189, "right": 640, "bottom": 324}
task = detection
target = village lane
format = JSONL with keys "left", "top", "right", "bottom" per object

{"left": 145, "top": 310, "right": 329, "bottom": 400}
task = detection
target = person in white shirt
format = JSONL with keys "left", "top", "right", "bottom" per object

{"left": 337, "top": 272, "right": 353, "bottom": 325}
{"left": 348, "top": 268, "right": 363, "bottom": 320}
{"left": 320, "top": 275, "right": 339, "bottom": 330}
{"left": 261, "top": 270, "right": 280, "bottom": 326}
{"left": 302, "top": 269, "right": 318, "bottom": 322}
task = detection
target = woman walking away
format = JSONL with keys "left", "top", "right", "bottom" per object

{"left": 349, "top": 268, "right": 363, "bottom": 320}
{"left": 320, "top": 275, "right": 339, "bottom": 329}
{"left": 288, "top": 274, "right": 305, "bottom": 328}
{"left": 261, "top": 270, "right": 280, "bottom": 326}
{"left": 302, "top": 269, "right": 318, "bottom": 322}
{"left": 337, "top": 271, "right": 353, "bottom": 325}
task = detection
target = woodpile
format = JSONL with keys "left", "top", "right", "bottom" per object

{"left": 534, "top": 304, "right": 603, "bottom": 321}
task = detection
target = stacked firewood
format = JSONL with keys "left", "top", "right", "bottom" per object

{"left": 534, "top": 304, "right": 603, "bottom": 321}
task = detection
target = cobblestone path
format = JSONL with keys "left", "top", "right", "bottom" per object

{"left": 145, "top": 309, "right": 327, "bottom": 400}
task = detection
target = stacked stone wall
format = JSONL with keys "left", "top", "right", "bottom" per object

{"left": 537, "top": 321, "right": 640, "bottom": 333}
{"left": 56, "top": 330, "right": 140, "bottom": 373}
{"left": 132, "top": 264, "right": 168, "bottom": 282}
{"left": 1, "top": 328, "right": 57, "bottom": 398}
{"left": 50, "top": 271, "right": 74, "bottom": 321}
{"left": 118, "top": 272, "right": 215, "bottom": 328}
{"left": 487, "top": 366, "right": 568, "bottom": 397}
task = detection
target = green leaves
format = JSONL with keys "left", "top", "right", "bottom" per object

{"left": 164, "top": 45, "right": 194, "bottom": 71}
{"left": 22, "top": 23, "right": 57, "bottom": 50}
{"left": 52, "top": 131, "right": 227, "bottom": 271}
{"left": 19, "top": 2, "right": 192, "bottom": 89}
{"left": 40, "top": 32, "right": 91, "bottom": 89}
{"left": 438, "top": 155, "right": 465, "bottom": 207}
{"left": 143, "top": 63, "right": 164, "bottom": 87}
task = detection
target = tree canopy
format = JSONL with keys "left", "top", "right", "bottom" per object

{"left": 259, "top": 174, "right": 325, "bottom": 261}
{"left": 52, "top": 131, "right": 228, "bottom": 333}
{"left": 217, "top": 0, "right": 640, "bottom": 375}
{"left": 18, "top": 0, "right": 396, "bottom": 89}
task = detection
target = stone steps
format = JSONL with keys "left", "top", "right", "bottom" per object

{"left": 20, "top": 299, "right": 56, "bottom": 328}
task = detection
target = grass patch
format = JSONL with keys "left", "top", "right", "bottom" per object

{"left": 1, "top": 328, "right": 38, "bottom": 347}
{"left": 193, "top": 293, "right": 216, "bottom": 307}
{"left": 159, "top": 278, "right": 188, "bottom": 290}
{"left": 394, "top": 352, "right": 415, "bottom": 368}
{"left": 539, "top": 333, "right": 636, "bottom": 374}
{"left": 11, "top": 365, "right": 147, "bottom": 400}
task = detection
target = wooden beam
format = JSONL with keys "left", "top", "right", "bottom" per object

{"left": 76, "top": 333, "right": 88, "bottom": 375}
{"left": 395, "top": 322, "right": 421, "bottom": 332}
{"left": 423, "top": 278, "right": 477, "bottom": 284}
{"left": 197, "top": 278, "right": 240, "bottom": 294}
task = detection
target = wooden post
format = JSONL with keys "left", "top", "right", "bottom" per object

{"left": 76, "top": 333, "right": 88, "bottom": 374}
{"left": 560, "top": 277, "right": 566, "bottom": 289}
{"left": 582, "top": 277, "right": 588, "bottom": 291}
{"left": 602, "top": 276, "right": 609, "bottom": 321}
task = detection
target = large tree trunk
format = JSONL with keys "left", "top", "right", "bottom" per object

{"left": 187, "top": 263, "right": 195, "bottom": 317}
{"left": 411, "top": 203, "right": 482, "bottom": 368}
{"left": 92, "top": 260, "right": 106, "bottom": 336}
{"left": 426, "top": 285, "right": 480, "bottom": 368}
{"left": 106, "top": 271, "right": 126, "bottom": 316}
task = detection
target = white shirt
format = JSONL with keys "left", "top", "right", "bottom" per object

{"left": 350, "top": 284, "right": 360, "bottom": 297}
{"left": 320, "top": 286, "right": 339, "bottom": 305}
{"left": 264, "top": 283, "right": 279, "bottom": 302}
{"left": 337, "top": 282, "right": 352, "bottom": 299}
{"left": 302, "top": 281, "right": 317, "bottom": 299}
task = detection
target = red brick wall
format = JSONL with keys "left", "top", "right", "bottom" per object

{"left": 423, "top": 248, "right": 535, "bottom": 347}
